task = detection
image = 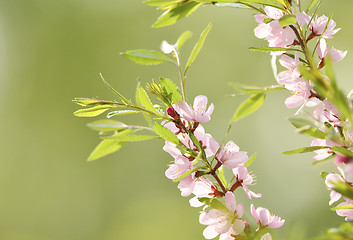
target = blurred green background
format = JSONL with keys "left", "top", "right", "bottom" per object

{"left": 0, "top": 0, "right": 352, "bottom": 239}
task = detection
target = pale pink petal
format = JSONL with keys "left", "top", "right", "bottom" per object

{"left": 173, "top": 101, "right": 195, "bottom": 122}
{"left": 261, "top": 233, "right": 272, "bottom": 240}
{"left": 193, "top": 95, "right": 208, "bottom": 116}
{"left": 317, "top": 39, "right": 328, "bottom": 60}
{"left": 203, "top": 225, "right": 219, "bottom": 239}
{"left": 250, "top": 204, "right": 259, "bottom": 223}
{"left": 189, "top": 196, "right": 204, "bottom": 207}
{"left": 255, "top": 14, "right": 267, "bottom": 23}
{"left": 268, "top": 218, "right": 285, "bottom": 228}
{"left": 285, "top": 95, "right": 305, "bottom": 108}
{"left": 281, "top": 27, "right": 295, "bottom": 45}
{"left": 327, "top": 49, "right": 347, "bottom": 62}
{"left": 254, "top": 24, "right": 271, "bottom": 39}
{"left": 296, "top": 12, "right": 310, "bottom": 26}
{"left": 160, "top": 40, "right": 174, "bottom": 54}
{"left": 259, "top": 208, "right": 270, "bottom": 226}
{"left": 236, "top": 203, "right": 244, "bottom": 218}
{"left": 329, "top": 190, "right": 342, "bottom": 205}
{"left": 225, "top": 191, "right": 237, "bottom": 212}
{"left": 232, "top": 219, "right": 245, "bottom": 235}
{"left": 264, "top": 6, "right": 283, "bottom": 19}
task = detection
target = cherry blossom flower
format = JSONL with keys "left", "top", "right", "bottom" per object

{"left": 165, "top": 155, "right": 192, "bottom": 180}
{"left": 284, "top": 80, "right": 312, "bottom": 108}
{"left": 190, "top": 177, "right": 220, "bottom": 207}
{"left": 200, "top": 192, "right": 245, "bottom": 239}
{"left": 311, "top": 139, "right": 334, "bottom": 161}
{"left": 336, "top": 199, "right": 353, "bottom": 221}
{"left": 261, "top": 233, "right": 272, "bottom": 240}
{"left": 232, "top": 165, "right": 262, "bottom": 199}
{"left": 277, "top": 52, "right": 301, "bottom": 84}
{"left": 216, "top": 141, "right": 248, "bottom": 169}
{"left": 317, "top": 39, "right": 347, "bottom": 63}
{"left": 178, "top": 174, "right": 197, "bottom": 197}
{"left": 325, "top": 172, "right": 345, "bottom": 205}
{"left": 296, "top": 12, "right": 310, "bottom": 27}
{"left": 173, "top": 95, "right": 214, "bottom": 123}
{"left": 250, "top": 204, "right": 285, "bottom": 229}
{"left": 314, "top": 100, "right": 341, "bottom": 127}
{"left": 310, "top": 15, "right": 340, "bottom": 38}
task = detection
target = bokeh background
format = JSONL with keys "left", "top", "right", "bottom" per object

{"left": 0, "top": 0, "right": 352, "bottom": 239}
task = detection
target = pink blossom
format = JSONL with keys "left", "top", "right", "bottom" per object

{"left": 250, "top": 204, "right": 285, "bottom": 229}
{"left": 310, "top": 15, "right": 340, "bottom": 38}
{"left": 216, "top": 141, "right": 248, "bottom": 169}
{"left": 190, "top": 177, "right": 219, "bottom": 207}
{"left": 336, "top": 199, "right": 353, "bottom": 221}
{"left": 173, "top": 95, "right": 214, "bottom": 123}
{"left": 277, "top": 53, "right": 301, "bottom": 84}
{"left": 325, "top": 173, "right": 345, "bottom": 205}
{"left": 314, "top": 100, "right": 341, "bottom": 127}
{"left": 200, "top": 192, "right": 245, "bottom": 239}
{"left": 284, "top": 80, "right": 312, "bottom": 108}
{"left": 178, "top": 174, "right": 197, "bottom": 197}
{"left": 165, "top": 155, "right": 192, "bottom": 180}
{"left": 296, "top": 12, "right": 310, "bottom": 27}
{"left": 261, "top": 233, "right": 272, "bottom": 240}
{"left": 317, "top": 39, "right": 347, "bottom": 62}
{"left": 232, "top": 165, "right": 262, "bottom": 199}
{"left": 311, "top": 139, "right": 334, "bottom": 161}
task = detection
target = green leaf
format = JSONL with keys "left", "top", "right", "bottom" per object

{"left": 245, "top": 153, "right": 256, "bottom": 167}
{"left": 73, "top": 98, "right": 116, "bottom": 107}
{"left": 307, "top": 0, "right": 320, "bottom": 12}
{"left": 185, "top": 22, "right": 212, "bottom": 74}
{"left": 136, "top": 82, "right": 152, "bottom": 126}
{"left": 331, "top": 205, "right": 353, "bottom": 211}
{"left": 87, "top": 129, "right": 133, "bottom": 161}
{"left": 107, "top": 110, "right": 140, "bottom": 118}
{"left": 283, "top": 146, "right": 329, "bottom": 155}
{"left": 320, "top": 171, "right": 328, "bottom": 179}
{"left": 153, "top": 1, "right": 201, "bottom": 28}
{"left": 187, "top": 129, "right": 207, "bottom": 160}
{"left": 289, "top": 117, "right": 326, "bottom": 139}
{"left": 87, "top": 119, "right": 128, "bottom": 131}
{"left": 332, "top": 146, "right": 353, "bottom": 158}
{"left": 196, "top": 0, "right": 286, "bottom": 11}
{"left": 121, "top": 49, "right": 174, "bottom": 65}
{"left": 100, "top": 73, "right": 132, "bottom": 105}
{"left": 153, "top": 122, "right": 181, "bottom": 145}
{"left": 176, "top": 31, "right": 193, "bottom": 50}
{"left": 231, "top": 93, "right": 266, "bottom": 123}
{"left": 332, "top": 181, "right": 353, "bottom": 200}
{"left": 137, "top": 87, "right": 158, "bottom": 114}
{"left": 279, "top": 14, "right": 297, "bottom": 27}
{"left": 249, "top": 47, "right": 302, "bottom": 52}
{"left": 104, "top": 134, "right": 159, "bottom": 141}
{"left": 144, "top": 0, "right": 180, "bottom": 7}
{"left": 160, "top": 78, "right": 183, "bottom": 104}
{"left": 172, "top": 166, "right": 205, "bottom": 182}
{"left": 74, "top": 105, "right": 116, "bottom": 117}
{"left": 198, "top": 198, "right": 228, "bottom": 211}
{"left": 217, "top": 166, "right": 227, "bottom": 187}
{"left": 230, "top": 83, "right": 285, "bottom": 96}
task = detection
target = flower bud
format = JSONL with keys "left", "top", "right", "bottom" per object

{"left": 335, "top": 155, "right": 352, "bottom": 164}
{"left": 167, "top": 107, "right": 178, "bottom": 119}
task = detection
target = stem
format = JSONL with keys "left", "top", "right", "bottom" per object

{"left": 212, "top": 172, "right": 227, "bottom": 193}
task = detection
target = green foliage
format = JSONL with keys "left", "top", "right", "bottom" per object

{"left": 107, "top": 110, "right": 140, "bottom": 118}
{"left": 279, "top": 14, "right": 297, "bottom": 27}
{"left": 172, "top": 166, "right": 205, "bottom": 182}
{"left": 289, "top": 117, "right": 327, "bottom": 139}
{"left": 230, "top": 82, "right": 285, "bottom": 96}
{"left": 160, "top": 78, "right": 183, "bottom": 104}
{"left": 312, "top": 223, "right": 353, "bottom": 240}
{"left": 196, "top": 0, "right": 285, "bottom": 11}
{"left": 104, "top": 134, "right": 159, "bottom": 142}
{"left": 231, "top": 93, "right": 266, "bottom": 123}
{"left": 245, "top": 153, "right": 256, "bottom": 167}
{"left": 73, "top": 98, "right": 116, "bottom": 107}
{"left": 331, "top": 146, "right": 353, "bottom": 158}
{"left": 187, "top": 129, "right": 207, "bottom": 159}
{"left": 121, "top": 49, "right": 175, "bottom": 65}
{"left": 331, "top": 181, "right": 353, "bottom": 200}
{"left": 283, "top": 146, "right": 329, "bottom": 155}
{"left": 74, "top": 105, "right": 116, "bottom": 117}
{"left": 87, "top": 119, "right": 128, "bottom": 132}
{"left": 185, "top": 22, "right": 212, "bottom": 74}
{"left": 176, "top": 31, "right": 193, "bottom": 50}
{"left": 152, "top": 1, "right": 202, "bottom": 28}
{"left": 88, "top": 129, "right": 133, "bottom": 161}
{"left": 249, "top": 47, "right": 302, "bottom": 52}
{"left": 198, "top": 197, "right": 228, "bottom": 211}
{"left": 307, "top": 0, "right": 321, "bottom": 12}
{"left": 136, "top": 86, "right": 158, "bottom": 114}
{"left": 144, "top": 0, "right": 181, "bottom": 7}
{"left": 100, "top": 73, "right": 132, "bottom": 104}
{"left": 153, "top": 122, "right": 181, "bottom": 145}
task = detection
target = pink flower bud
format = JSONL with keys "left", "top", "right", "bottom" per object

{"left": 335, "top": 155, "right": 351, "bottom": 164}
{"left": 166, "top": 107, "right": 178, "bottom": 118}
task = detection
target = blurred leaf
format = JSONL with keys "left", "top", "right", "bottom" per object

{"left": 332, "top": 146, "right": 353, "bottom": 158}
{"left": 245, "top": 153, "right": 256, "bottom": 167}
{"left": 185, "top": 22, "right": 212, "bottom": 74}
{"left": 320, "top": 171, "right": 328, "bottom": 179}
{"left": 172, "top": 166, "right": 205, "bottom": 182}
{"left": 196, "top": 0, "right": 285, "bottom": 10}
{"left": 289, "top": 117, "right": 326, "bottom": 139}
{"left": 283, "top": 146, "right": 328, "bottom": 155}
{"left": 231, "top": 93, "right": 266, "bottom": 123}
{"left": 332, "top": 181, "right": 353, "bottom": 200}
{"left": 153, "top": 1, "right": 201, "bottom": 28}
{"left": 87, "top": 119, "right": 128, "bottom": 131}
{"left": 100, "top": 73, "right": 132, "bottom": 104}
{"left": 160, "top": 78, "right": 183, "bottom": 104}
{"left": 279, "top": 14, "right": 297, "bottom": 27}
{"left": 104, "top": 134, "right": 159, "bottom": 141}
{"left": 198, "top": 198, "right": 228, "bottom": 211}
{"left": 121, "top": 49, "right": 174, "bottom": 65}
{"left": 88, "top": 129, "right": 133, "bottom": 161}
{"left": 176, "top": 31, "right": 193, "bottom": 50}
{"left": 107, "top": 110, "right": 140, "bottom": 118}
{"left": 144, "top": 0, "right": 180, "bottom": 7}
{"left": 73, "top": 98, "right": 117, "bottom": 107}
{"left": 230, "top": 82, "right": 284, "bottom": 96}
{"left": 74, "top": 105, "right": 116, "bottom": 117}
{"left": 307, "top": 0, "right": 320, "bottom": 12}
{"left": 331, "top": 205, "right": 353, "bottom": 211}
{"left": 154, "top": 122, "right": 181, "bottom": 145}
{"left": 249, "top": 47, "right": 302, "bottom": 52}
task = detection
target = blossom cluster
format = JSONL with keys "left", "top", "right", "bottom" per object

{"left": 254, "top": 6, "right": 352, "bottom": 221}
{"left": 163, "top": 95, "right": 284, "bottom": 239}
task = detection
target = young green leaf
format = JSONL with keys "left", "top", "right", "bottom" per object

{"left": 121, "top": 49, "right": 175, "bottom": 65}
{"left": 231, "top": 93, "right": 266, "bottom": 123}
{"left": 331, "top": 205, "right": 353, "bottom": 211}
{"left": 187, "top": 129, "right": 207, "bottom": 160}
{"left": 332, "top": 146, "right": 353, "bottom": 158}
{"left": 100, "top": 73, "right": 132, "bottom": 105}
{"left": 107, "top": 110, "right": 140, "bottom": 118}
{"left": 87, "top": 119, "right": 128, "bottom": 131}
{"left": 279, "top": 14, "right": 297, "bottom": 27}
{"left": 217, "top": 166, "right": 227, "bottom": 187}
{"left": 137, "top": 87, "right": 158, "bottom": 114}
{"left": 73, "top": 98, "right": 117, "bottom": 107}
{"left": 144, "top": 0, "right": 180, "bottom": 7}
{"left": 160, "top": 78, "right": 183, "bottom": 104}
{"left": 245, "top": 153, "right": 257, "bottom": 167}
{"left": 198, "top": 197, "right": 228, "bottom": 211}
{"left": 307, "top": 0, "right": 320, "bottom": 12}
{"left": 196, "top": 0, "right": 286, "bottom": 11}
{"left": 289, "top": 117, "right": 326, "bottom": 139}
{"left": 172, "top": 166, "right": 205, "bottom": 182}
{"left": 153, "top": 122, "right": 181, "bottom": 145}
{"left": 283, "top": 146, "right": 329, "bottom": 155}
{"left": 104, "top": 134, "right": 159, "bottom": 141}
{"left": 185, "top": 22, "right": 212, "bottom": 74}
{"left": 332, "top": 181, "right": 353, "bottom": 200}
{"left": 249, "top": 47, "right": 302, "bottom": 52}
{"left": 320, "top": 171, "right": 328, "bottom": 179}
{"left": 136, "top": 83, "right": 152, "bottom": 126}
{"left": 230, "top": 82, "right": 285, "bottom": 96}
{"left": 153, "top": 1, "right": 201, "bottom": 28}
{"left": 74, "top": 105, "right": 116, "bottom": 117}
{"left": 87, "top": 129, "right": 133, "bottom": 161}
{"left": 176, "top": 31, "right": 193, "bottom": 50}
